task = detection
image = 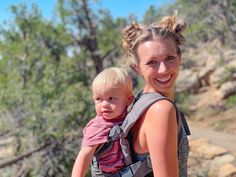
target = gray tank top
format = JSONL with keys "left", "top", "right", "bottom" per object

{"left": 132, "top": 122, "right": 189, "bottom": 177}
{"left": 132, "top": 92, "right": 190, "bottom": 177}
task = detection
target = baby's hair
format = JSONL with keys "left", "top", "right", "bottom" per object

{"left": 121, "top": 13, "right": 187, "bottom": 68}
{"left": 92, "top": 67, "right": 133, "bottom": 94}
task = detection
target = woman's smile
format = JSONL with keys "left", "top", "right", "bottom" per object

{"left": 155, "top": 74, "right": 172, "bottom": 84}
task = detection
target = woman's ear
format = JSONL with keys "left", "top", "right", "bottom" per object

{"left": 131, "top": 64, "right": 142, "bottom": 75}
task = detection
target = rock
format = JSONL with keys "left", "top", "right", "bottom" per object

{"left": 218, "top": 163, "right": 236, "bottom": 177}
{"left": 199, "top": 63, "right": 215, "bottom": 86}
{"left": 208, "top": 154, "right": 236, "bottom": 176}
{"left": 0, "top": 136, "right": 16, "bottom": 159}
{"left": 232, "top": 72, "right": 236, "bottom": 81}
{"left": 223, "top": 50, "right": 236, "bottom": 63}
{"left": 189, "top": 138, "right": 228, "bottom": 159}
{"left": 227, "top": 60, "right": 236, "bottom": 69}
{"left": 209, "top": 67, "right": 232, "bottom": 88}
{"left": 197, "top": 144, "right": 227, "bottom": 159}
{"left": 218, "top": 81, "right": 236, "bottom": 99}
{"left": 176, "top": 69, "right": 201, "bottom": 93}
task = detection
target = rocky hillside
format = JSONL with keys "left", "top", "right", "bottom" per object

{"left": 189, "top": 137, "right": 236, "bottom": 177}
{"left": 176, "top": 38, "right": 236, "bottom": 176}
{"left": 176, "top": 39, "right": 236, "bottom": 134}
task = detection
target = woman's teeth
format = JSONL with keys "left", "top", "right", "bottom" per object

{"left": 156, "top": 75, "right": 171, "bottom": 82}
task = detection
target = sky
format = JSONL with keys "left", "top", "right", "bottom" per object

{"left": 0, "top": 0, "right": 175, "bottom": 24}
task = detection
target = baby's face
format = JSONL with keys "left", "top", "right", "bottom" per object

{"left": 93, "top": 87, "right": 132, "bottom": 120}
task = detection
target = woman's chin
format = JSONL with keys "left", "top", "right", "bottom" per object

{"left": 154, "top": 81, "right": 174, "bottom": 92}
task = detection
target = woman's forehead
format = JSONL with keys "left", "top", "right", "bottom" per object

{"left": 137, "top": 39, "right": 177, "bottom": 58}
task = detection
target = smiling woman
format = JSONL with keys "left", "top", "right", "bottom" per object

{"left": 136, "top": 39, "right": 180, "bottom": 99}
{"left": 121, "top": 14, "right": 190, "bottom": 177}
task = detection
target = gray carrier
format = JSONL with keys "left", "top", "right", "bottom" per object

{"left": 91, "top": 92, "right": 190, "bottom": 177}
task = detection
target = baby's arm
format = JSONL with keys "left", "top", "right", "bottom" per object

{"left": 71, "top": 144, "right": 99, "bottom": 177}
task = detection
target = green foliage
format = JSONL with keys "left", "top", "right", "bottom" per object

{"left": 0, "top": 2, "right": 95, "bottom": 176}
{"left": 225, "top": 95, "right": 236, "bottom": 108}
{"left": 143, "top": 0, "right": 236, "bottom": 47}
{"left": 143, "top": 5, "right": 159, "bottom": 24}
{"left": 175, "top": 91, "right": 190, "bottom": 113}
{"left": 0, "top": 0, "right": 129, "bottom": 175}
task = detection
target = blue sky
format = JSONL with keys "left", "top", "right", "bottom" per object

{"left": 0, "top": 0, "right": 175, "bottom": 24}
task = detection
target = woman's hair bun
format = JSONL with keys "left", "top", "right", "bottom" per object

{"left": 122, "top": 22, "right": 144, "bottom": 52}
{"left": 157, "top": 13, "right": 187, "bottom": 34}
{"left": 173, "top": 19, "right": 187, "bottom": 34}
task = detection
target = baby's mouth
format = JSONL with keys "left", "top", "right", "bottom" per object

{"left": 102, "top": 110, "right": 112, "bottom": 114}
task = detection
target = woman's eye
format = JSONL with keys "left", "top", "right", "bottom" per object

{"left": 147, "top": 60, "right": 158, "bottom": 66}
{"left": 167, "top": 56, "right": 176, "bottom": 61}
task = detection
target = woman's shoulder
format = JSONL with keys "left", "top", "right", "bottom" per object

{"left": 144, "top": 99, "right": 176, "bottom": 123}
{"left": 149, "top": 98, "right": 175, "bottom": 113}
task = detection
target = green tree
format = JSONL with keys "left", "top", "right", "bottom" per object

{"left": 175, "top": 0, "right": 236, "bottom": 46}
{"left": 57, "top": 0, "right": 124, "bottom": 75}
{"left": 0, "top": 0, "right": 130, "bottom": 176}
{"left": 142, "top": 0, "right": 236, "bottom": 47}
{"left": 0, "top": 3, "right": 93, "bottom": 176}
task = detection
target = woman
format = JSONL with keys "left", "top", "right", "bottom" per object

{"left": 121, "top": 14, "right": 190, "bottom": 177}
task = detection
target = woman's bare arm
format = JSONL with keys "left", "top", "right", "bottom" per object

{"left": 144, "top": 100, "right": 178, "bottom": 177}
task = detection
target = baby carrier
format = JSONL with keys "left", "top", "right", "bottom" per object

{"left": 91, "top": 92, "right": 191, "bottom": 177}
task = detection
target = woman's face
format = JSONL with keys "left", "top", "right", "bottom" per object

{"left": 135, "top": 38, "right": 180, "bottom": 98}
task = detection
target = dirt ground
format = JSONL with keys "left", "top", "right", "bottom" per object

{"left": 186, "top": 86, "right": 236, "bottom": 134}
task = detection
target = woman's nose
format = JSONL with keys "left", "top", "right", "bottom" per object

{"left": 158, "top": 61, "right": 168, "bottom": 73}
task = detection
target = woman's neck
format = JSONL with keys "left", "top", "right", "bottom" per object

{"left": 143, "top": 85, "right": 175, "bottom": 101}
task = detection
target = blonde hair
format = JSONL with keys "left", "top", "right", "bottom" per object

{"left": 92, "top": 67, "right": 133, "bottom": 94}
{"left": 122, "top": 13, "right": 187, "bottom": 68}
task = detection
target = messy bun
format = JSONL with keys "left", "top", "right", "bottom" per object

{"left": 122, "top": 22, "right": 145, "bottom": 66}
{"left": 121, "top": 13, "right": 187, "bottom": 69}
{"left": 122, "top": 22, "right": 145, "bottom": 51}
{"left": 157, "top": 14, "right": 187, "bottom": 45}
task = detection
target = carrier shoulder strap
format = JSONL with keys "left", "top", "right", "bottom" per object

{"left": 107, "top": 92, "right": 171, "bottom": 167}
{"left": 179, "top": 111, "right": 191, "bottom": 136}
{"left": 121, "top": 92, "right": 172, "bottom": 138}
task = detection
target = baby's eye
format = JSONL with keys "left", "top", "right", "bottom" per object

{"left": 95, "top": 97, "right": 102, "bottom": 102}
{"left": 109, "top": 97, "right": 116, "bottom": 101}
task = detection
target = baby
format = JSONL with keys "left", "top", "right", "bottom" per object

{"left": 71, "top": 67, "right": 134, "bottom": 177}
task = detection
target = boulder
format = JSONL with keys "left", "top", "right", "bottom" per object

{"left": 209, "top": 67, "right": 232, "bottom": 88}
{"left": 208, "top": 154, "right": 236, "bottom": 177}
{"left": 218, "top": 163, "right": 236, "bottom": 177}
{"left": 223, "top": 50, "right": 236, "bottom": 63}
{"left": 218, "top": 81, "right": 236, "bottom": 99}
{"left": 176, "top": 69, "right": 201, "bottom": 93}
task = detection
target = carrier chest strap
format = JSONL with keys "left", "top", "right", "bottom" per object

{"left": 109, "top": 156, "right": 152, "bottom": 177}
{"left": 132, "top": 155, "right": 152, "bottom": 177}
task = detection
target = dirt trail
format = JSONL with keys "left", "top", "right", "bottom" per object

{"left": 189, "top": 122, "right": 236, "bottom": 154}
